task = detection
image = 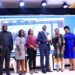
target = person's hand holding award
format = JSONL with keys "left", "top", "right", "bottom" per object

{"left": 47, "top": 35, "right": 51, "bottom": 42}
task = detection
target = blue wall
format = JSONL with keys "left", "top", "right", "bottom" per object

{"left": 48, "top": 15, "right": 75, "bottom": 33}
{"left": 64, "top": 16, "right": 75, "bottom": 33}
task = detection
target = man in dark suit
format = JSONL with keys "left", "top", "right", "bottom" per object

{"left": 38, "top": 25, "right": 50, "bottom": 73}
{"left": 0, "top": 25, "right": 13, "bottom": 75}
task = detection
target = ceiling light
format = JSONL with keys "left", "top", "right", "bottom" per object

{"left": 19, "top": 1, "right": 25, "bottom": 7}
{"left": 42, "top": 0, "right": 47, "bottom": 7}
{"left": 62, "top": 2, "right": 69, "bottom": 8}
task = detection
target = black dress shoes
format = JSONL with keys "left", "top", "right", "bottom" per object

{"left": 42, "top": 69, "right": 47, "bottom": 73}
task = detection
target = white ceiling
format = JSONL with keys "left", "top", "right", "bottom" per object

{"left": 47, "top": 0, "right": 75, "bottom": 5}
{"left": 0, "top": 0, "right": 75, "bottom": 8}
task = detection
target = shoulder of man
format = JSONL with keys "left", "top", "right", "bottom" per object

{"left": 39, "top": 31, "right": 43, "bottom": 34}
{"left": 7, "top": 31, "right": 11, "bottom": 33}
{"left": 7, "top": 31, "right": 12, "bottom": 34}
{"left": 0, "top": 31, "right": 3, "bottom": 35}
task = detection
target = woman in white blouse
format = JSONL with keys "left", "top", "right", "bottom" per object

{"left": 15, "top": 29, "right": 26, "bottom": 74}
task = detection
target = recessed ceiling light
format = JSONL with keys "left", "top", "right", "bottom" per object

{"left": 42, "top": 0, "right": 47, "bottom": 7}
{"left": 19, "top": 1, "right": 25, "bottom": 7}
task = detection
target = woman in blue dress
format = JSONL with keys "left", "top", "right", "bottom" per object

{"left": 64, "top": 26, "right": 75, "bottom": 70}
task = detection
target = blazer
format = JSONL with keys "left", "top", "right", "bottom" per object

{"left": 38, "top": 31, "right": 50, "bottom": 50}
{"left": 0, "top": 31, "right": 13, "bottom": 51}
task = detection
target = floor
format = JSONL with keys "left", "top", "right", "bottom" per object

{"left": 3, "top": 69, "right": 75, "bottom": 75}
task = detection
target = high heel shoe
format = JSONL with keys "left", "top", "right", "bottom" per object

{"left": 60, "top": 68, "right": 64, "bottom": 72}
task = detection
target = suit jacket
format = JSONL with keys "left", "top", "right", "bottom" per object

{"left": 0, "top": 31, "right": 13, "bottom": 52}
{"left": 38, "top": 31, "right": 50, "bottom": 50}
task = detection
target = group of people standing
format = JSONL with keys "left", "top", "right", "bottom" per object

{"left": 0, "top": 24, "right": 75, "bottom": 75}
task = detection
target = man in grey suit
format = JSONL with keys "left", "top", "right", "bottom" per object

{"left": 38, "top": 25, "right": 51, "bottom": 73}
{"left": 0, "top": 25, "right": 13, "bottom": 75}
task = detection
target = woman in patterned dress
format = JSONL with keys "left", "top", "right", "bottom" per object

{"left": 52, "top": 28, "right": 65, "bottom": 72}
{"left": 15, "top": 29, "right": 26, "bottom": 74}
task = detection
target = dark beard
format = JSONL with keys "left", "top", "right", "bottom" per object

{"left": 2, "top": 30, "right": 7, "bottom": 32}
